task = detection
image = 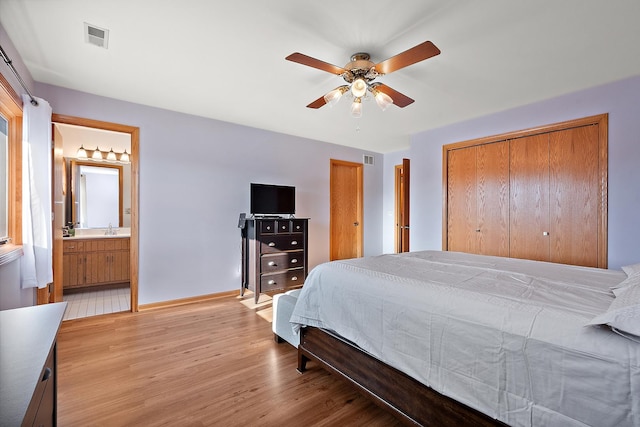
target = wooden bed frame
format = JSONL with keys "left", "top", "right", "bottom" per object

{"left": 297, "top": 326, "right": 507, "bottom": 427}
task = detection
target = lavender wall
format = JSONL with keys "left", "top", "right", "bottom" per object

{"left": 0, "top": 25, "right": 35, "bottom": 97}
{"left": 36, "top": 84, "right": 384, "bottom": 305}
{"left": 403, "top": 75, "right": 640, "bottom": 269}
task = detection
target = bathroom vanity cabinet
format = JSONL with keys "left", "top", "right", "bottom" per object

{"left": 62, "top": 237, "right": 130, "bottom": 289}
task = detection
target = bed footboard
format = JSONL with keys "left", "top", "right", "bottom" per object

{"left": 297, "top": 326, "right": 505, "bottom": 427}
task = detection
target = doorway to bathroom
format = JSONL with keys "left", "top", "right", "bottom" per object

{"left": 51, "top": 115, "right": 139, "bottom": 319}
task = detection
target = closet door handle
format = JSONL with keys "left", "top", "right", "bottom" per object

{"left": 542, "top": 231, "right": 549, "bottom": 236}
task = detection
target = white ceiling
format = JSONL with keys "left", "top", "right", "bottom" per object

{"left": 2, "top": 1, "right": 640, "bottom": 153}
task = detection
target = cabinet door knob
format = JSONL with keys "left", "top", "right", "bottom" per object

{"left": 291, "top": 276, "right": 298, "bottom": 281}
{"left": 268, "top": 261, "right": 276, "bottom": 266}
{"left": 268, "top": 280, "right": 276, "bottom": 285}
{"left": 291, "top": 259, "right": 298, "bottom": 264}
{"left": 42, "top": 367, "right": 52, "bottom": 382}
{"left": 268, "top": 242, "right": 276, "bottom": 247}
{"left": 291, "top": 240, "right": 298, "bottom": 245}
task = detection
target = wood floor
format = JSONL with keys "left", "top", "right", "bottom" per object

{"left": 57, "top": 294, "right": 403, "bottom": 426}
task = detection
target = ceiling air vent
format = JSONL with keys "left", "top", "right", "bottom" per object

{"left": 363, "top": 155, "right": 375, "bottom": 165}
{"left": 84, "top": 23, "right": 109, "bottom": 49}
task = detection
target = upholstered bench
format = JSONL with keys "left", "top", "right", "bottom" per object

{"left": 272, "top": 288, "right": 302, "bottom": 348}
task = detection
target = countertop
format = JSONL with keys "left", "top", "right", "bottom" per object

{"left": 63, "top": 234, "right": 130, "bottom": 240}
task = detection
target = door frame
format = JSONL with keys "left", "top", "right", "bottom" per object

{"left": 329, "top": 159, "right": 363, "bottom": 260}
{"left": 52, "top": 114, "right": 140, "bottom": 311}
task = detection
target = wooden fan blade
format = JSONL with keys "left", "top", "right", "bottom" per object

{"left": 286, "top": 53, "right": 347, "bottom": 75}
{"left": 373, "top": 41, "right": 440, "bottom": 75}
{"left": 374, "top": 84, "right": 415, "bottom": 108}
{"left": 307, "top": 95, "right": 327, "bottom": 109}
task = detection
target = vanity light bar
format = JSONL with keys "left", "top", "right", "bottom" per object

{"left": 77, "top": 145, "right": 130, "bottom": 163}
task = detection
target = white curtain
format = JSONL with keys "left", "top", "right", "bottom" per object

{"left": 21, "top": 94, "right": 53, "bottom": 289}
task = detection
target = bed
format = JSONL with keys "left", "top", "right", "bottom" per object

{"left": 289, "top": 250, "right": 640, "bottom": 427}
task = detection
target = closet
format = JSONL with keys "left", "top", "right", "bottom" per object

{"left": 443, "top": 114, "right": 607, "bottom": 268}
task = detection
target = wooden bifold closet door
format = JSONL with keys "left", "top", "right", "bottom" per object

{"left": 443, "top": 114, "right": 607, "bottom": 268}
{"left": 447, "top": 141, "right": 509, "bottom": 257}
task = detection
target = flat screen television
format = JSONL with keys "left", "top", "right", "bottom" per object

{"left": 250, "top": 183, "right": 295, "bottom": 216}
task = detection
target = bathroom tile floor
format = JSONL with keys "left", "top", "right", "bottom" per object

{"left": 63, "top": 286, "right": 130, "bottom": 321}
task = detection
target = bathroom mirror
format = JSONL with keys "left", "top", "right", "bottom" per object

{"left": 69, "top": 160, "right": 123, "bottom": 228}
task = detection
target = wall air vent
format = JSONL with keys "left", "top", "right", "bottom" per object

{"left": 84, "top": 23, "right": 109, "bottom": 49}
{"left": 363, "top": 155, "right": 375, "bottom": 165}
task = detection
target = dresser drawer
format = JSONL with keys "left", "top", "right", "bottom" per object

{"left": 291, "top": 219, "right": 306, "bottom": 233}
{"left": 260, "top": 220, "right": 276, "bottom": 234}
{"left": 260, "top": 268, "right": 305, "bottom": 292}
{"left": 276, "top": 220, "right": 291, "bottom": 233}
{"left": 261, "top": 251, "right": 304, "bottom": 273}
{"left": 260, "top": 234, "right": 304, "bottom": 253}
{"left": 23, "top": 346, "right": 55, "bottom": 427}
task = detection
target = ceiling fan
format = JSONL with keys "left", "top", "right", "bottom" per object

{"left": 285, "top": 40, "right": 440, "bottom": 117}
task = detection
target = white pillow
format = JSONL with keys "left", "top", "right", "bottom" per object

{"left": 622, "top": 262, "right": 640, "bottom": 277}
{"left": 589, "top": 274, "right": 640, "bottom": 338}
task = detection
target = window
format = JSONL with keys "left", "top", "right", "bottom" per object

{"left": 0, "top": 72, "right": 23, "bottom": 248}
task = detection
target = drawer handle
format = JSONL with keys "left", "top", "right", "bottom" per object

{"left": 268, "top": 280, "right": 276, "bottom": 285}
{"left": 291, "top": 276, "right": 298, "bottom": 281}
{"left": 268, "top": 261, "right": 276, "bottom": 266}
{"left": 291, "top": 240, "right": 298, "bottom": 245}
{"left": 291, "top": 259, "right": 298, "bottom": 264}
{"left": 268, "top": 242, "right": 276, "bottom": 247}
{"left": 42, "top": 367, "right": 52, "bottom": 382}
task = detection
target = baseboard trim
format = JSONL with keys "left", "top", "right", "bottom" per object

{"left": 139, "top": 290, "right": 238, "bottom": 311}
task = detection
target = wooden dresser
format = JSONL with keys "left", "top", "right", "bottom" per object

{"left": 241, "top": 218, "right": 309, "bottom": 303}
{"left": 62, "top": 237, "right": 130, "bottom": 289}
{"left": 0, "top": 302, "right": 67, "bottom": 426}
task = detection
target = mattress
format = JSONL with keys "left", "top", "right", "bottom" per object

{"left": 290, "top": 250, "right": 639, "bottom": 427}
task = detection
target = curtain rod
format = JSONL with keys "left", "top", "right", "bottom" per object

{"left": 0, "top": 43, "right": 38, "bottom": 106}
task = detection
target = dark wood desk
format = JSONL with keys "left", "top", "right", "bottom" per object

{"left": 0, "top": 302, "right": 67, "bottom": 426}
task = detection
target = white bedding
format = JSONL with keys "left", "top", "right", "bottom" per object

{"left": 290, "top": 251, "right": 640, "bottom": 427}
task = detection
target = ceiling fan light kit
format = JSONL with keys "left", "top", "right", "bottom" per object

{"left": 323, "top": 85, "right": 349, "bottom": 107}
{"left": 372, "top": 86, "right": 394, "bottom": 111}
{"left": 351, "top": 97, "right": 363, "bottom": 118}
{"left": 286, "top": 40, "right": 440, "bottom": 118}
